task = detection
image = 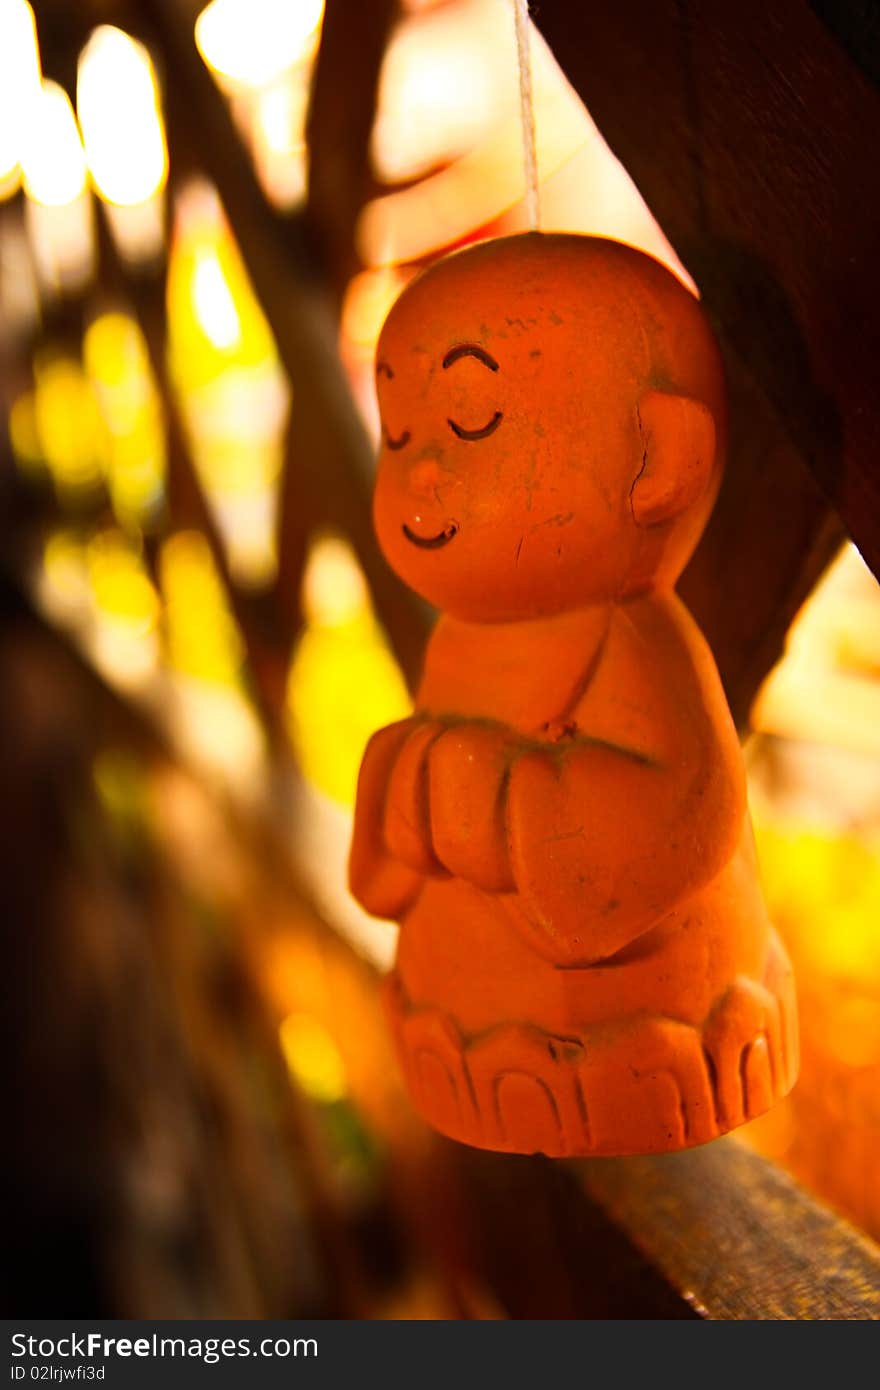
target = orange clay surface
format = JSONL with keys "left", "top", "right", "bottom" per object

{"left": 349, "top": 233, "right": 798, "bottom": 1157}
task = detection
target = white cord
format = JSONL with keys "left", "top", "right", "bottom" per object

{"left": 512, "top": 0, "right": 540, "bottom": 230}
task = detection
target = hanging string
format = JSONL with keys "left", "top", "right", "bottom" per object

{"left": 512, "top": 0, "right": 540, "bottom": 230}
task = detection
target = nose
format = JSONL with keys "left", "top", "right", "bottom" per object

{"left": 407, "top": 459, "right": 448, "bottom": 500}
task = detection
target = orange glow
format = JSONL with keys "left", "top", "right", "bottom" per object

{"left": 341, "top": 267, "right": 410, "bottom": 354}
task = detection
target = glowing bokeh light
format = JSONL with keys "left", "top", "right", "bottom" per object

{"left": 87, "top": 528, "right": 160, "bottom": 636}
{"left": 191, "top": 249, "right": 242, "bottom": 350}
{"left": 84, "top": 312, "right": 167, "bottom": 525}
{"left": 752, "top": 544, "right": 880, "bottom": 755}
{"left": 19, "top": 79, "right": 94, "bottom": 291}
{"left": 8, "top": 391, "right": 43, "bottom": 476}
{"left": 77, "top": 27, "right": 168, "bottom": 207}
{"left": 160, "top": 529, "right": 244, "bottom": 686}
{"left": 33, "top": 355, "right": 104, "bottom": 499}
{"left": 195, "top": 0, "right": 324, "bottom": 89}
{"left": 36, "top": 529, "right": 91, "bottom": 627}
{"left": 280, "top": 1012, "right": 347, "bottom": 1103}
{"left": 167, "top": 182, "right": 287, "bottom": 587}
{"left": 372, "top": 1, "right": 496, "bottom": 184}
{"left": 159, "top": 531, "right": 266, "bottom": 791}
{"left": 168, "top": 182, "right": 277, "bottom": 378}
{"left": 0, "top": 0, "right": 42, "bottom": 196}
{"left": 19, "top": 80, "right": 86, "bottom": 207}
{"left": 249, "top": 73, "right": 309, "bottom": 209}
{"left": 287, "top": 535, "right": 411, "bottom": 806}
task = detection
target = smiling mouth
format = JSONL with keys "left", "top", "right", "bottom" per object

{"left": 402, "top": 522, "right": 459, "bottom": 550}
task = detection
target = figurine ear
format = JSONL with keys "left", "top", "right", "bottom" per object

{"left": 632, "top": 389, "right": 716, "bottom": 527}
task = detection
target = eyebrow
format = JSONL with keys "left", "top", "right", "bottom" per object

{"left": 442, "top": 343, "right": 499, "bottom": 372}
{"left": 376, "top": 360, "right": 394, "bottom": 379}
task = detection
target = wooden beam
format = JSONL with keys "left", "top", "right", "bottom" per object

{"left": 538, "top": 0, "right": 879, "bottom": 718}
{"left": 579, "top": 1138, "right": 880, "bottom": 1319}
{"left": 305, "top": 0, "right": 398, "bottom": 304}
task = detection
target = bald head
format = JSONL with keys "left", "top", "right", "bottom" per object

{"left": 374, "top": 233, "right": 726, "bottom": 621}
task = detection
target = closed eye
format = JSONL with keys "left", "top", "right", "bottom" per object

{"left": 447, "top": 411, "right": 503, "bottom": 441}
{"left": 384, "top": 426, "right": 411, "bottom": 450}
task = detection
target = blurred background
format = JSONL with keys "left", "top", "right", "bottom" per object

{"left": 1, "top": 0, "right": 879, "bottom": 1318}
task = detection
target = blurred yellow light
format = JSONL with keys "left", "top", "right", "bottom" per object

{"left": 191, "top": 249, "right": 241, "bottom": 350}
{"left": 302, "top": 534, "right": 369, "bottom": 627}
{"left": 752, "top": 544, "right": 880, "bottom": 755}
{"left": 77, "top": 26, "right": 168, "bottom": 207}
{"left": 20, "top": 80, "right": 86, "bottom": 207}
{"left": 755, "top": 821, "right": 880, "bottom": 986}
{"left": 84, "top": 312, "right": 166, "bottom": 525}
{"left": 167, "top": 182, "right": 287, "bottom": 587}
{"left": 37, "top": 529, "right": 91, "bottom": 625}
{"left": 87, "top": 529, "right": 159, "bottom": 633}
{"left": 35, "top": 529, "right": 159, "bottom": 701}
{"left": 160, "top": 529, "right": 244, "bottom": 686}
{"left": 279, "top": 1012, "right": 347, "bottom": 1104}
{"left": 8, "top": 391, "right": 43, "bottom": 475}
{"left": 287, "top": 535, "right": 411, "bottom": 805}
{"left": 168, "top": 181, "right": 278, "bottom": 380}
{"left": 33, "top": 355, "right": 104, "bottom": 498}
{"left": 0, "top": 0, "right": 42, "bottom": 194}
{"left": 85, "top": 311, "right": 150, "bottom": 397}
{"left": 157, "top": 531, "right": 265, "bottom": 791}
{"left": 195, "top": 0, "right": 324, "bottom": 89}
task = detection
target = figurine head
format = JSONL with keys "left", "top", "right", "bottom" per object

{"left": 373, "top": 233, "right": 726, "bottom": 622}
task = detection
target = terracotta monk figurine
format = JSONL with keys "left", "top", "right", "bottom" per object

{"left": 349, "top": 233, "right": 797, "bottom": 1156}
